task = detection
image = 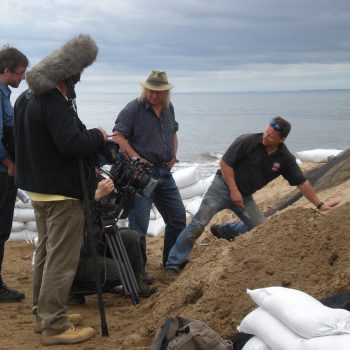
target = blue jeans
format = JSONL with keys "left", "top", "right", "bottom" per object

{"left": 128, "top": 167, "right": 186, "bottom": 267}
{"left": 216, "top": 221, "right": 250, "bottom": 238}
{"left": 166, "top": 175, "right": 265, "bottom": 269}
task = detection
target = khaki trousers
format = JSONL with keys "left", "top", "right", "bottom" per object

{"left": 32, "top": 200, "right": 84, "bottom": 335}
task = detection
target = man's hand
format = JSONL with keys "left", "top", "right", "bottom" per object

{"left": 319, "top": 198, "right": 341, "bottom": 211}
{"left": 230, "top": 189, "right": 244, "bottom": 208}
{"left": 94, "top": 178, "right": 115, "bottom": 201}
{"left": 166, "top": 157, "right": 177, "bottom": 169}
{"left": 2, "top": 157, "right": 15, "bottom": 176}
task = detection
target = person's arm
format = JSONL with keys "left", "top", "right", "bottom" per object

{"left": 2, "top": 157, "right": 15, "bottom": 176}
{"left": 166, "top": 132, "right": 178, "bottom": 168}
{"left": 0, "top": 101, "right": 15, "bottom": 175}
{"left": 297, "top": 180, "right": 340, "bottom": 211}
{"left": 112, "top": 131, "right": 150, "bottom": 165}
{"left": 220, "top": 159, "right": 244, "bottom": 207}
{"left": 94, "top": 178, "right": 115, "bottom": 201}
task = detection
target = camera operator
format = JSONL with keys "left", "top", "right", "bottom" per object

{"left": 68, "top": 177, "right": 157, "bottom": 304}
{"left": 14, "top": 35, "right": 107, "bottom": 346}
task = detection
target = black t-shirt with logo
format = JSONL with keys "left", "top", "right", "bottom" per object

{"left": 217, "top": 133, "right": 306, "bottom": 196}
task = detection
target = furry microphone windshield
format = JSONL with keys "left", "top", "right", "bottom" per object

{"left": 26, "top": 34, "right": 98, "bottom": 95}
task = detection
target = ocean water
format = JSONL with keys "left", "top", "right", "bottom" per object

{"left": 14, "top": 89, "right": 350, "bottom": 178}
{"left": 74, "top": 89, "right": 350, "bottom": 178}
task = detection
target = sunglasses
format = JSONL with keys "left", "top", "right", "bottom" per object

{"left": 269, "top": 119, "right": 281, "bottom": 131}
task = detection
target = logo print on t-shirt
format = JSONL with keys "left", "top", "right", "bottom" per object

{"left": 271, "top": 162, "right": 281, "bottom": 172}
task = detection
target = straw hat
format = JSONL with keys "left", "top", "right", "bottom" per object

{"left": 140, "top": 70, "right": 173, "bottom": 91}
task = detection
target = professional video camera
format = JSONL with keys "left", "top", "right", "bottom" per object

{"left": 94, "top": 141, "right": 159, "bottom": 220}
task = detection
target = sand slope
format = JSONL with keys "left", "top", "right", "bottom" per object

{"left": 1, "top": 168, "right": 349, "bottom": 349}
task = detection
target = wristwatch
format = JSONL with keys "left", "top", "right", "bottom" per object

{"left": 317, "top": 201, "right": 325, "bottom": 210}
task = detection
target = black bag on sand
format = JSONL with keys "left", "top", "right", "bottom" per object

{"left": 320, "top": 290, "right": 350, "bottom": 311}
{"left": 151, "top": 316, "right": 233, "bottom": 350}
{"left": 231, "top": 331, "right": 254, "bottom": 350}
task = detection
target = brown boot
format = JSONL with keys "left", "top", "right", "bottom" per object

{"left": 42, "top": 326, "right": 95, "bottom": 345}
{"left": 34, "top": 313, "right": 82, "bottom": 334}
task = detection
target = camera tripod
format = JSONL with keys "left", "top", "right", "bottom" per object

{"left": 100, "top": 215, "right": 140, "bottom": 305}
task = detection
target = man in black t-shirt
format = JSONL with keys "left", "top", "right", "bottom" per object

{"left": 166, "top": 116, "right": 339, "bottom": 275}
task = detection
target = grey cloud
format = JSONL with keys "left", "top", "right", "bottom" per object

{"left": 2, "top": 0, "right": 350, "bottom": 91}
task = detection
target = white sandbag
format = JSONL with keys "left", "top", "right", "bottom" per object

{"left": 13, "top": 207, "right": 36, "bottom": 222}
{"left": 295, "top": 149, "right": 342, "bottom": 163}
{"left": 237, "top": 307, "right": 302, "bottom": 350}
{"left": 179, "top": 180, "right": 207, "bottom": 200}
{"left": 242, "top": 336, "right": 271, "bottom": 350}
{"left": 11, "top": 221, "right": 25, "bottom": 233}
{"left": 9, "top": 230, "right": 29, "bottom": 241}
{"left": 15, "top": 199, "right": 33, "bottom": 209}
{"left": 150, "top": 205, "right": 161, "bottom": 220}
{"left": 184, "top": 196, "right": 202, "bottom": 216}
{"left": 173, "top": 165, "right": 200, "bottom": 189}
{"left": 8, "top": 229, "right": 37, "bottom": 243}
{"left": 26, "top": 221, "right": 38, "bottom": 232}
{"left": 204, "top": 174, "right": 215, "bottom": 187}
{"left": 247, "top": 287, "right": 350, "bottom": 338}
{"left": 24, "top": 230, "right": 37, "bottom": 244}
{"left": 147, "top": 217, "right": 165, "bottom": 236}
{"left": 300, "top": 334, "right": 350, "bottom": 350}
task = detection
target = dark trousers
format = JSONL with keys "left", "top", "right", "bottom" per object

{"left": 128, "top": 167, "right": 186, "bottom": 267}
{"left": 72, "top": 228, "right": 144, "bottom": 292}
{"left": 0, "top": 173, "right": 17, "bottom": 274}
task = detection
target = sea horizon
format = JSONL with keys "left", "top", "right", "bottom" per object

{"left": 10, "top": 88, "right": 350, "bottom": 179}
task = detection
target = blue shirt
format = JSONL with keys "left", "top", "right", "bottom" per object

{"left": 0, "top": 81, "right": 13, "bottom": 173}
{"left": 113, "top": 98, "right": 179, "bottom": 164}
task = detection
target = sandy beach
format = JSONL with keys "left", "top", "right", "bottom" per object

{"left": 1, "top": 162, "right": 350, "bottom": 350}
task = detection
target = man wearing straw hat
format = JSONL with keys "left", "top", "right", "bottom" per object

{"left": 113, "top": 70, "right": 186, "bottom": 277}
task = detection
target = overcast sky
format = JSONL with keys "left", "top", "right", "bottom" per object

{"left": 1, "top": 0, "right": 350, "bottom": 93}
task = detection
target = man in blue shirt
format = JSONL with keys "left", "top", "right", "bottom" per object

{"left": 113, "top": 70, "right": 186, "bottom": 275}
{"left": 0, "top": 45, "right": 28, "bottom": 302}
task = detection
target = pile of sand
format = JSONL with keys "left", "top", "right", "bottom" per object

{"left": 1, "top": 167, "right": 350, "bottom": 349}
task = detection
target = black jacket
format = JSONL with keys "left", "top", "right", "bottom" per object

{"left": 14, "top": 89, "right": 104, "bottom": 199}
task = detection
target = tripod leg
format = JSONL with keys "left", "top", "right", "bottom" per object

{"left": 105, "top": 234, "right": 129, "bottom": 294}
{"left": 105, "top": 231, "right": 139, "bottom": 305}
{"left": 109, "top": 232, "right": 139, "bottom": 305}
{"left": 113, "top": 228, "right": 139, "bottom": 292}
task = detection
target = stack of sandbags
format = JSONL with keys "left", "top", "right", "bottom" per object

{"left": 10, "top": 166, "right": 214, "bottom": 239}
{"left": 10, "top": 198, "right": 38, "bottom": 243}
{"left": 238, "top": 286, "right": 350, "bottom": 350}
